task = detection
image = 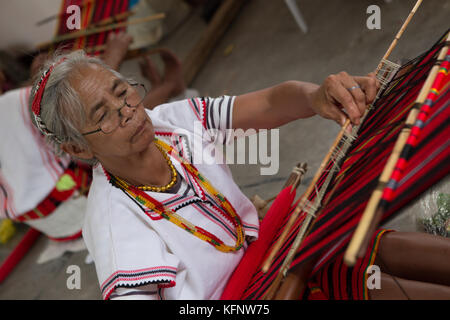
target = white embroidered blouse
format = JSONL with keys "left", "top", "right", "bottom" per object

{"left": 82, "top": 96, "right": 260, "bottom": 300}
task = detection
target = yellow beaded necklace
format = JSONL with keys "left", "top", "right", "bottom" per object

{"left": 114, "top": 141, "right": 178, "bottom": 192}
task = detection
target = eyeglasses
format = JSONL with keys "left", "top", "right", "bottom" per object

{"left": 82, "top": 82, "right": 147, "bottom": 136}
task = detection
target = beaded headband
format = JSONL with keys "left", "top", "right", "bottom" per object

{"left": 31, "top": 57, "right": 67, "bottom": 143}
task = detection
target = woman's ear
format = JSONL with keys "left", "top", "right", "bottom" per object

{"left": 61, "top": 142, "right": 94, "bottom": 160}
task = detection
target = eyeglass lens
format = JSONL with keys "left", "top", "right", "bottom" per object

{"left": 100, "top": 84, "right": 146, "bottom": 134}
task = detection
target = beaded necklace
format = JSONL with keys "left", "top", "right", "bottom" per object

{"left": 108, "top": 138, "right": 245, "bottom": 253}
{"left": 114, "top": 142, "right": 177, "bottom": 192}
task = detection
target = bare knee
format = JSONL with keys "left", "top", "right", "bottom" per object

{"left": 369, "top": 272, "right": 450, "bottom": 300}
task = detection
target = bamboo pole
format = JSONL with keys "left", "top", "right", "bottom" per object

{"left": 253, "top": 163, "right": 307, "bottom": 219}
{"left": 262, "top": 173, "right": 345, "bottom": 299}
{"left": 344, "top": 32, "right": 450, "bottom": 266}
{"left": 89, "top": 11, "right": 135, "bottom": 28}
{"left": 37, "top": 13, "right": 165, "bottom": 50}
{"left": 376, "top": 0, "right": 423, "bottom": 71}
{"left": 341, "top": 0, "right": 424, "bottom": 144}
{"left": 261, "top": 134, "right": 345, "bottom": 273}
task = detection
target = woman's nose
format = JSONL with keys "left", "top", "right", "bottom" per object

{"left": 119, "top": 103, "right": 136, "bottom": 125}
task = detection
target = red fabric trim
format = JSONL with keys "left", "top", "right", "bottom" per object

{"left": 101, "top": 266, "right": 177, "bottom": 289}
{"left": 154, "top": 130, "right": 172, "bottom": 136}
{"left": 187, "top": 99, "right": 203, "bottom": 125}
{"left": 201, "top": 98, "right": 208, "bottom": 129}
{"left": 158, "top": 280, "right": 176, "bottom": 289}
{"left": 0, "top": 228, "right": 41, "bottom": 283}
{"left": 32, "top": 58, "right": 67, "bottom": 116}
{"left": 101, "top": 266, "right": 177, "bottom": 300}
{"left": 47, "top": 230, "right": 82, "bottom": 242}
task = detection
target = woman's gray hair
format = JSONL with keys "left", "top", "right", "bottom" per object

{"left": 29, "top": 50, "right": 127, "bottom": 161}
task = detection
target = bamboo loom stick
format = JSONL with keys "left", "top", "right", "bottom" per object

{"left": 342, "top": 0, "right": 424, "bottom": 142}
{"left": 89, "top": 11, "right": 135, "bottom": 28}
{"left": 344, "top": 31, "right": 450, "bottom": 266}
{"left": 285, "top": 163, "right": 308, "bottom": 192}
{"left": 260, "top": 0, "right": 424, "bottom": 278}
{"left": 340, "top": 0, "right": 424, "bottom": 146}
{"left": 376, "top": 0, "right": 423, "bottom": 71}
{"left": 261, "top": 136, "right": 345, "bottom": 273}
{"left": 263, "top": 175, "right": 346, "bottom": 300}
{"left": 36, "top": 13, "right": 165, "bottom": 50}
{"left": 281, "top": 163, "right": 308, "bottom": 195}
{"left": 253, "top": 163, "right": 307, "bottom": 220}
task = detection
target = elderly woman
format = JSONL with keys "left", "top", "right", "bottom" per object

{"left": 30, "top": 50, "right": 381, "bottom": 300}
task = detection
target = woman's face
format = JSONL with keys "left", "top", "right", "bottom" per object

{"left": 69, "top": 63, "right": 154, "bottom": 161}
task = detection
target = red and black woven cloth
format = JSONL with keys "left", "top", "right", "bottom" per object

{"left": 52, "top": 0, "right": 129, "bottom": 55}
{"left": 225, "top": 30, "right": 449, "bottom": 300}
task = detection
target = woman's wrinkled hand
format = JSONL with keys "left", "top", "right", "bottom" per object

{"left": 310, "top": 71, "right": 380, "bottom": 127}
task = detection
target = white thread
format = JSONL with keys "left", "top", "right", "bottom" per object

{"left": 377, "top": 59, "right": 400, "bottom": 86}
{"left": 303, "top": 200, "right": 318, "bottom": 217}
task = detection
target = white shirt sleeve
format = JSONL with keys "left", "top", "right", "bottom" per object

{"left": 203, "top": 96, "right": 235, "bottom": 144}
{"left": 109, "top": 284, "right": 161, "bottom": 300}
{"left": 150, "top": 96, "right": 235, "bottom": 145}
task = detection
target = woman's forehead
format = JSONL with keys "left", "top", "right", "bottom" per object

{"left": 71, "top": 64, "right": 113, "bottom": 88}
{"left": 70, "top": 64, "right": 119, "bottom": 104}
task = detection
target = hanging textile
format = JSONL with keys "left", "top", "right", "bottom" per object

{"left": 51, "top": 0, "right": 129, "bottom": 55}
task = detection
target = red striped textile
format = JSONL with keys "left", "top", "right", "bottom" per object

{"left": 230, "top": 30, "right": 449, "bottom": 300}
{"left": 380, "top": 48, "right": 450, "bottom": 208}
{"left": 304, "top": 229, "right": 394, "bottom": 300}
{"left": 221, "top": 186, "right": 297, "bottom": 300}
{"left": 53, "top": 0, "right": 129, "bottom": 55}
{"left": 289, "top": 31, "right": 449, "bottom": 273}
{"left": 239, "top": 201, "right": 307, "bottom": 299}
